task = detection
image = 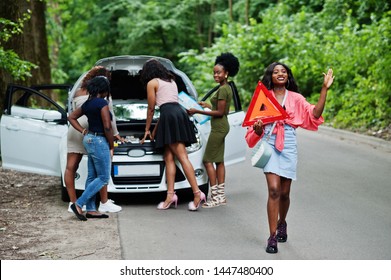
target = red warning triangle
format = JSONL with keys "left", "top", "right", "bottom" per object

{"left": 242, "top": 81, "right": 288, "bottom": 127}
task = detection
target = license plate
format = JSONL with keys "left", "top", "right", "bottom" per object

{"left": 113, "top": 164, "right": 160, "bottom": 177}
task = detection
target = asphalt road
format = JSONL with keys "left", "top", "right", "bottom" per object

{"left": 117, "top": 126, "right": 391, "bottom": 260}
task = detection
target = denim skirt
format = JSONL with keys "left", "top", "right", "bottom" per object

{"left": 262, "top": 124, "right": 297, "bottom": 180}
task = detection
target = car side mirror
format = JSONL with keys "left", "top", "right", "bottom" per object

{"left": 42, "top": 111, "right": 63, "bottom": 122}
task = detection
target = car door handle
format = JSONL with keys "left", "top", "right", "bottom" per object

{"left": 6, "top": 125, "right": 21, "bottom": 131}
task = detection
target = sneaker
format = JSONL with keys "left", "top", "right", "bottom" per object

{"left": 68, "top": 202, "right": 86, "bottom": 213}
{"left": 266, "top": 235, "right": 278, "bottom": 254}
{"left": 98, "top": 199, "right": 122, "bottom": 213}
{"left": 276, "top": 221, "right": 288, "bottom": 242}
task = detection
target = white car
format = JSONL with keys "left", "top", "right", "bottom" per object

{"left": 0, "top": 55, "right": 246, "bottom": 201}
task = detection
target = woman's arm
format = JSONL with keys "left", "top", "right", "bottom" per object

{"left": 141, "top": 79, "right": 157, "bottom": 144}
{"left": 187, "top": 98, "right": 226, "bottom": 117}
{"left": 313, "top": 68, "right": 334, "bottom": 118}
{"left": 198, "top": 101, "right": 211, "bottom": 109}
{"left": 101, "top": 105, "right": 114, "bottom": 150}
{"left": 245, "top": 120, "right": 265, "bottom": 148}
{"left": 68, "top": 107, "right": 87, "bottom": 135}
{"left": 151, "top": 118, "right": 159, "bottom": 140}
{"left": 108, "top": 97, "right": 124, "bottom": 142}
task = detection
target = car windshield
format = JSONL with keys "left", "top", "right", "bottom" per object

{"left": 113, "top": 103, "right": 160, "bottom": 121}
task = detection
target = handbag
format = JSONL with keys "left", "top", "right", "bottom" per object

{"left": 251, "top": 139, "right": 273, "bottom": 168}
{"left": 251, "top": 90, "right": 288, "bottom": 169}
{"left": 251, "top": 122, "right": 275, "bottom": 169}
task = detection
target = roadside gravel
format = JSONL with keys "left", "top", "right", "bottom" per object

{"left": 0, "top": 166, "right": 122, "bottom": 260}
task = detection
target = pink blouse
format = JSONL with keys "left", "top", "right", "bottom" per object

{"left": 155, "top": 78, "right": 178, "bottom": 107}
{"left": 245, "top": 90, "right": 324, "bottom": 151}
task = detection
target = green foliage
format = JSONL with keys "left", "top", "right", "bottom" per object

{"left": 46, "top": 0, "right": 390, "bottom": 133}
{"left": 0, "top": 14, "right": 37, "bottom": 80}
{"left": 180, "top": 1, "right": 391, "bottom": 132}
{"left": 47, "top": 0, "right": 233, "bottom": 82}
{"left": 0, "top": 48, "right": 36, "bottom": 80}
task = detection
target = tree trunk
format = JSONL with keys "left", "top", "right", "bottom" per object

{"left": 208, "top": 1, "right": 215, "bottom": 48}
{"left": 228, "top": 0, "right": 233, "bottom": 21}
{"left": 0, "top": 0, "right": 52, "bottom": 112}
{"left": 0, "top": 0, "right": 22, "bottom": 111}
{"left": 18, "top": 0, "right": 51, "bottom": 86}
{"left": 245, "top": 0, "right": 249, "bottom": 25}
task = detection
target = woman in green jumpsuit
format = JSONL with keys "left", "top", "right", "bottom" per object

{"left": 188, "top": 52, "right": 239, "bottom": 208}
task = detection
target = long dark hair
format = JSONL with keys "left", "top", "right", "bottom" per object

{"left": 261, "top": 62, "right": 299, "bottom": 92}
{"left": 140, "top": 59, "right": 175, "bottom": 86}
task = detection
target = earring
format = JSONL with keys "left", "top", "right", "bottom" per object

{"left": 225, "top": 75, "right": 228, "bottom": 79}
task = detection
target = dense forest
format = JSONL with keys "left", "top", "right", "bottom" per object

{"left": 1, "top": 0, "right": 390, "bottom": 138}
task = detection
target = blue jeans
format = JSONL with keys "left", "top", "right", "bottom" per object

{"left": 76, "top": 134, "right": 111, "bottom": 211}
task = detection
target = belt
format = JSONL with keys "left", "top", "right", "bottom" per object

{"left": 88, "top": 131, "right": 105, "bottom": 136}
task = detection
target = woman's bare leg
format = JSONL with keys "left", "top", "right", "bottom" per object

{"left": 64, "top": 153, "right": 83, "bottom": 203}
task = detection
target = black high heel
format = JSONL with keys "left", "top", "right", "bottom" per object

{"left": 71, "top": 203, "right": 87, "bottom": 221}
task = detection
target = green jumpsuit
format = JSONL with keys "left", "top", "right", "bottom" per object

{"left": 203, "top": 83, "right": 232, "bottom": 163}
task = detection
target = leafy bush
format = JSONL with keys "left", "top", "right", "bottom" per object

{"left": 180, "top": 3, "right": 391, "bottom": 132}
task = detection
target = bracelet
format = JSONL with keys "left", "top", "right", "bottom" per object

{"left": 82, "top": 128, "right": 87, "bottom": 135}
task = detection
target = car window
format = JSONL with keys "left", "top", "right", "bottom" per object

{"left": 10, "top": 89, "right": 60, "bottom": 116}
{"left": 4, "top": 85, "right": 69, "bottom": 124}
{"left": 31, "top": 86, "right": 68, "bottom": 110}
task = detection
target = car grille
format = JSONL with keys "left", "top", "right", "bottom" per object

{"left": 111, "top": 162, "right": 186, "bottom": 187}
{"left": 111, "top": 161, "right": 164, "bottom": 185}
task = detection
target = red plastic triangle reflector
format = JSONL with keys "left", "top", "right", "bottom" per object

{"left": 242, "top": 81, "right": 288, "bottom": 127}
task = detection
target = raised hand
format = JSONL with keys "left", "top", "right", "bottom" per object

{"left": 323, "top": 68, "right": 334, "bottom": 89}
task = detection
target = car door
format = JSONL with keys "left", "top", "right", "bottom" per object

{"left": 198, "top": 81, "right": 247, "bottom": 166}
{"left": 0, "top": 84, "right": 71, "bottom": 176}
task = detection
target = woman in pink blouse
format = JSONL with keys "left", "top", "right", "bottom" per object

{"left": 140, "top": 59, "right": 206, "bottom": 211}
{"left": 245, "top": 62, "right": 334, "bottom": 253}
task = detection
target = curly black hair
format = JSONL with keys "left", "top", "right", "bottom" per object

{"left": 86, "top": 76, "right": 111, "bottom": 98}
{"left": 214, "top": 52, "right": 240, "bottom": 77}
{"left": 81, "top": 66, "right": 111, "bottom": 89}
{"left": 140, "top": 59, "right": 175, "bottom": 86}
{"left": 261, "top": 62, "right": 299, "bottom": 92}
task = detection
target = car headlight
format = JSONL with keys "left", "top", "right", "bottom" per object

{"left": 186, "top": 133, "right": 202, "bottom": 153}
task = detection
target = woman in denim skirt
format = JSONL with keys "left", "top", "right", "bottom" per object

{"left": 246, "top": 62, "right": 334, "bottom": 253}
